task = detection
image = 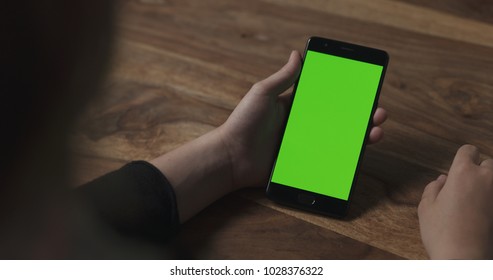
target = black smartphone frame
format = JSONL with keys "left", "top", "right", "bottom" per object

{"left": 266, "top": 36, "right": 389, "bottom": 218}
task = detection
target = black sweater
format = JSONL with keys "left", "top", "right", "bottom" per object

{"left": 77, "top": 161, "right": 180, "bottom": 243}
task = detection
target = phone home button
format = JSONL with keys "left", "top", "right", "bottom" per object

{"left": 297, "top": 193, "right": 316, "bottom": 205}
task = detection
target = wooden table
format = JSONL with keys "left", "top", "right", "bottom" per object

{"left": 71, "top": 0, "right": 493, "bottom": 259}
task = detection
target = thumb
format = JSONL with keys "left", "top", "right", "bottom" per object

{"left": 251, "top": 50, "right": 302, "bottom": 96}
{"left": 420, "top": 174, "right": 447, "bottom": 205}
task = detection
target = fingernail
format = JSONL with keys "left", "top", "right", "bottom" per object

{"left": 290, "top": 50, "right": 301, "bottom": 59}
{"left": 289, "top": 50, "right": 297, "bottom": 59}
{"left": 437, "top": 174, "right": 447, "bottom": 182}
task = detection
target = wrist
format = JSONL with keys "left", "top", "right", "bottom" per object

{"left": 206, "top": 127, "right": 236, "bottom": 193}
{"left": 216, "top": 125, "right": 243, "bottom": 190}
{"left": 150, "top": 127, "right": 236, "bottom": 222}
{"left": 218, "top": 122, "right": 276, "bottom": 190}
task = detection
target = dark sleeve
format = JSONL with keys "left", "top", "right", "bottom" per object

{"left": 76, "top": 161, "right": 180, "bottom": 242}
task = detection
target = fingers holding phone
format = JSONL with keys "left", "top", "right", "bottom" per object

{"left": 267, "top": 37, "right": 389, "bottom": 217}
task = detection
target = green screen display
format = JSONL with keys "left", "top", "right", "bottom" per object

{"left": 271, "top": 50, "right": 383, "bottom": 201}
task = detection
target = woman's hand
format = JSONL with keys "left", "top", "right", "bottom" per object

{"left": 152, "top": 50, "right": 387, "bottom": 222}
{"left": 219, "top": 50, "right": 387, "bottom": 190}
{"left": 418, "top": 144, "right": 493, "bottom": 259}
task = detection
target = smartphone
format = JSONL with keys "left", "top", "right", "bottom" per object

{"left": 266, "top": 37, "right": 389, "bottom": 218}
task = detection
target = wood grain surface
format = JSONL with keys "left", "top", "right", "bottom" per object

{"left": 71, "top": 0, "right": 493, "bottom": 259}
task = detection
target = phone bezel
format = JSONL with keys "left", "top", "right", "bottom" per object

{"left": 266, "top": 36, "right": 389, "bottom": 218}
